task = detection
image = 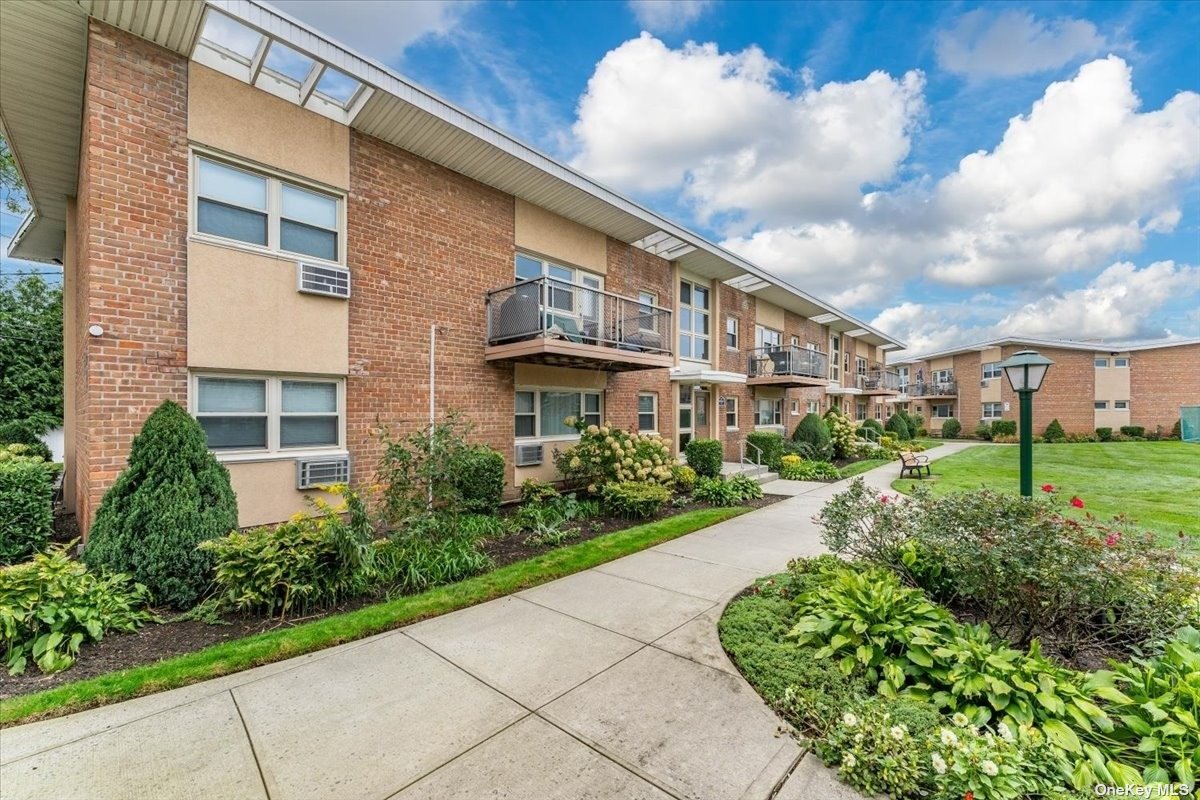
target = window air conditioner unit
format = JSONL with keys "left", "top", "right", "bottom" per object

{"left": 296, "top": 456, "right": 350, "bottom": 489}
{"left": 515, "top": 443, "right": 544, "bottom": 467}
{"left": 980, "top": 379, "right": 990, "bottom": 388}
{"left": 297, "top": 261, "right": 351, "bottom": 299}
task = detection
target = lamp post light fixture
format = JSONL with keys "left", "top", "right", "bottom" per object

{"left": 998, "top": 349, "right": 1055, "bottom": 497}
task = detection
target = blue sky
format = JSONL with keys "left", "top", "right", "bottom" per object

{"left": 4, "top": 0, "right": 1198, "bottom": 354}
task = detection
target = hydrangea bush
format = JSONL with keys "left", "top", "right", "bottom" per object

{"left": 553, "top": 419, "right": 673, "bottom": 492}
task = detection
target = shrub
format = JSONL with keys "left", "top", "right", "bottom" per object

{"left": 556, "top": 422, "right": 674, "bottom": 489}
{"left": 671, "top": 464, "right": 697, "bottom": 493}
{"left": 973, "top": 422, "right": 992, "bottom": 440}
{"left": 1119, "top": 425, "right": 1145, "bottom": 437}
{"left": 1, "top": 543, "right": 154, "bottom": 675}
{"left": 792, "top": 413, "right": 832, "bottom": 456}
{"left": 683, "top": 437, "right": 723, "bottom": 478}
{"left": 0, "top": 421, "right": 52, "bottom": 462}
{"left": 1172, "top": 418, "right": 1182, "bottom": 439}
{"left": 858, "top": 418, "right": 884, "bottom": 438}
{"left": 0, "top": 447, "right": 59, "bottom": 564}
{"left": 83, "top": 401, "right": 238, "bottom": 609}
{"left": 202, "top": 487, "right": 374, "bottom": 618}
{"left": 745, "top": 430, "right": 785, "bottom": 470}
{"left": 377, "top": 414, "right": 497, "bottom": 523}
{"left": 520, "top": 479, "right": 560, "bottom": 504}
{"left": 1095, "top": 426, "right": 1113, "bottom": 442}
{"left": 375, "top": 513, "right": 493, "bottom": 594}
{"left": 452, "top": 446, "right": 505, "bottom": 514}
{"left": 940, "top": 418, "right": 961, "bottom": 439}
{"left": 990, "top": 419, "right": 1017, "bottom": 437}
{"left": 693, "top": 474, "right": 762, "bottom": 506}
{"left": 780, "top": 459, "right": 839, "bottom": 481}
{"left": 823, "top": 409, "right": 856, "bottom": 459}
{"left": 885, "top": 413, "right": 911, "bottom": 441}
{"left": 818, "top": 697, "right": 934, "bottom": 799}
{"left": 1043, "top": 418, "right": 1066, "bottom": 442}
{"left": 600, "top": 481, "right": 672, "bottom": 519}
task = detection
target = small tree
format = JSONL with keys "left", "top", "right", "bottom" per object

{"left": 83, "top": 401, "right": 238, "bottom": 608}
{"left": 1043, "top": 419, "right": 1066, "bottom": 443}
{"left": 792, "top": 413, "right": 832, "bottom": 455}
{"left": 885, "top": 413, "right": 912, "bottom": 441}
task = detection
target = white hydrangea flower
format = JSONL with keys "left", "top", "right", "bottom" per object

{"left": 940, "top": 729, "right": 958, "bottom": 747}
{"left": 981, "top": 760, "right": 999, "bottom": 777}
{"left": 931, "top": 753, "right": 947, "bottom": 775}
{"left": 951, "top": 712, "right": 970, "bottom": 728}
{"left": 997, "top": 722, "right": 1014, "bottom": 742}
{"left": 842, "top": 712, "right": 858, "bottom": 727}
{"left": 842, "top": 753, "right": 857, "bottom": 769}
{"left": 889, "top": 725, "right": 906, "bottom": 741}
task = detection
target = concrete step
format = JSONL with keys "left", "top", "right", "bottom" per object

{"left": 753, "top": 471, "right": 779, "bottom": 485}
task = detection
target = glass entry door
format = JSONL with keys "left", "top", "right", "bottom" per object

{"left": 678, "top": 384, "right": 693, "bottom": 451}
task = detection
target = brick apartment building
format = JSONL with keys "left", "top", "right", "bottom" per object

{"left": 889, "top": 337, "right": 1200, "bottom": 435}
{"left": 1, "top": 0, "right": 907, "bottom": 530}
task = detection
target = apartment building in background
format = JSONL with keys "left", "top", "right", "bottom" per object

{"left": 1, "top": 0, "right": 905, "bottom": 531}
{"left": 888, "top": 337, "right": 1200, "bottom": 435}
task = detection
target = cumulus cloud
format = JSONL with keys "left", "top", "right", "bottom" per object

{"left": 936, "top": 9, "right": 1108, "bottom": 80}
{"left": 872, "top": 261, "right": 1200, "bottom": 355}
{"left": 628, "top": 0, "right": 715, "bottom": 33}
{"left": 571, "top": 34, "right": 924, "bottom": 226}
{"left": 266, "top": 0, "right": 471, "bottom": 61}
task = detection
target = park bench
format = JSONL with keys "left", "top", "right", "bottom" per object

{"left": 899, "top": 451, "right": 931, "bottom": 479}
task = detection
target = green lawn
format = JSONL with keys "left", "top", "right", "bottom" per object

{"left": 892, "top": 441, "right": 1199, "bottom": 544}
{"left": 0, "top": 506, "right": 747, "bottom": 727}
{"left": 838, "top": 439, "right": 943, "bottom": 479}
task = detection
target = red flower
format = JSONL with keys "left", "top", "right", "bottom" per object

{"left": 1105, "top": 533, "right": 1119, "bottom": 547}
{"left": 965, "top": 793, "right": 974, "bottom": 800}
{"left": 880, "top": 495, "right": 890, "bottom": 504}
{"left": 1070, "top": 496, "right": 1084, "bottom": 508}
{"left": 1041, "top": 484, "right": 1055, "bottom": 493}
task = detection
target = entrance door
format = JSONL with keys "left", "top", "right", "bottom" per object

{"left": 693, "top": 388, "right": 710, "bottom": 440}
{"left": 678, "top": 384, "right": 693, "bottom": 450}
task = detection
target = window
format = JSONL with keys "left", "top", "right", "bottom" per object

{"left": 808, "top": 400, "right": 819, "bottom": 414}
{"left": 982, "top": 362, "right": 1002, "bottom": 380}
{"left": 1094, "top": 401, "right": 1108, "bottom": 410}
{"left": 1094, "top": 358, "right": 1109, "bottom": 368}
{"left": 638, "top": 393, "right": 658, "bottom": 432}
{"left": 725, "top": 396, "right": 739, "bottom": 430}
{"left": 756, "top": 398, "right": 782, "bottom": 426}
{"left": 790, "top": 399, "right": 800, "bottom": 415}
{"left": 679, "top": 279, "right": 711, "bottom": 361}
{"left": 515, "top": 389, "right": 602, "bottom": 439}
{"left": 725, "top": 317, "right": 738, "bottom": 349}
{"left": 1114, "top": 357, "right": 1129, "bottom": 368}
{"left": 931, "top": 403, "right": 955, "bottom": 419}
{"left": 829, "top": 335, "right": 841, "bottom": 381}
{"left": 856, "top": 357, "right": 867, "bottom": 376}
{"left": 790, "top": 336, "right": 799, "bottom": 348}
{"left": 934, "top": 369, "right": 953, "bottom": 385}
{"left": 874, "top": 404, "right": 882, "bottom": 420}
{"left": 515, "top": 253, "right": 603, "bottom": 324}
{"left": 695, "top": 392, "right": 708, "bottom": 425}
{"left": 982, "top": 402, "right": 1002, "bottom": 420}
{"left": 855, "top": 401, "right": 867, "bottom": 421}
{"left": 756, "top": 325, "right": 782, "bottom": 350}
{"left": 194, "top": 155, "right": 342, "bottom": 262}
{"left": 193, "top": 374, "right": 342, "bottom": 453}
{"left": 1115, "top": 400, "right": 1129, "bottom": 410}
{"left": 897, "top": 366, "right": 909, "bottom": 390}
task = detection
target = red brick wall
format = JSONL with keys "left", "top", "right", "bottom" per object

{"left": 74, "top": 21, "right": 190, "bottom": 533}
{"left": 716, "top": 283, "right": 755, "bottom": 457}
{"left": 952, "top": 352, "right": 981, "bottom": 430}
{"left": 346, "top": 131, "right": 517, "bottom": 486}
{"left": 1130, "top": 343, "right": 1200, "bottom": 433}
{"left": 999, "top": 345, "right": 1095, "bottom": 434}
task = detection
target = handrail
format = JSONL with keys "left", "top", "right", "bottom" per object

{"left": 746, "top": 345, "right": 829, "bottom": 379}
{"left": 857, "top": 426, "right": 881, "bottom": 444}
{"left": 739, "top": 439, "right": 763, "bottom": 466}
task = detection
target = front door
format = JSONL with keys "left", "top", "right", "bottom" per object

{"left": 678, "top": 384, "right": 693, "bottom": 450}
{"left": 693, "top": 388, "right": 710, "bottom": 441}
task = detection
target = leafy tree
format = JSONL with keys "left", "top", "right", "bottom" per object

{"left": 0, "top": 275, "right": 63, "bottom": 431}
{"left": 0, "top": 131, "right": 28, "bottom": 214}
{"left": 83, "top": 401, "right": 238, "bottom": 608}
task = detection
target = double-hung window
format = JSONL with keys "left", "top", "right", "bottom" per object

{"left": 897, "top": 366, "right": 909, "bottom": 391}
{"left": 725, "top": 397, "right": 738, "bottom": 430}
{"left": 829, "top": 335, "right": 841, "bottom": 381}
{"left": 194, "top": 155, "right": 342, "bottom": 263}
{"left": 725, "top": 317, "right": 738, "bottom": 349}
{"left": 756, "top": 398, "right": 782, "bottom": 426}
{"left": 514, "top": 389, "right": 602, "bottom": 439}
{"left": 855, "top": 401, "right": 867, "bottom": 421}
{"left": 194, "top": 374, "right": 342, "bottom": 453}
{"left": 982, "top": 402, "right": 1002, "bottom": 420}
{"left": 638, "top": 393, "right": 658, "bottom": 432}
{"left": 679, "top": 279, "right": 710, "bottom": 361}
{"left": 982, "top": 362, "right": 1002, "bottom": 380}
{"left": 931, "top": 403, "right": 955, "bottom": 419}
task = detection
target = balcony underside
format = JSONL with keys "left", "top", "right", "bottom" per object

{"left": 861, "top": 387, "right": 902, "bottom": 395}
{"left": 746, "top": 374, "right": 829, "bottom": 388}
{"left": 909, "top": 393, "right": 958, "bottom": 400}
{"left": 485, "top": 337, "right": 673, "bottom": 372}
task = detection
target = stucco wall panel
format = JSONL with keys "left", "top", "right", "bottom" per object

{"left": 226, "top": 460, "right": 340, "bottom": 528}
{"left": 514, "top": 198, "right": 608, "bottom": 274}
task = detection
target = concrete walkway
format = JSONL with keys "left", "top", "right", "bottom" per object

{"left": 1, "top": 443, "right": 977, "bottom": 800}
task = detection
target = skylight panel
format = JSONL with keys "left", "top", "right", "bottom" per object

{"left": 263, "top": 42, "right": 316, "bottom": 85}
{"left": 198, "top": 11, "right": 263, "bottom": 63}
{"left": 315, "top": 69, "right": 361, "bottom": 106}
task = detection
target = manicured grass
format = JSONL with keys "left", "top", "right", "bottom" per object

{"left": 892, "top": 441, "right": 1199, "bottom": 545}
{"left": 0, "top": 506, "right": 748, "bottom": 726}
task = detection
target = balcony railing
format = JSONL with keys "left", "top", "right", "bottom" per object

{"left": 747, "top": 345, "right": 829, "bottom": 380}
{"left": 859, "top": 369, "right": 901, "bottom": 392}
{"left": 908, "top": 380, "right": 958, "bottom": 397}
{"left": 486, "top": 277, "right": 672, "bottom": 357}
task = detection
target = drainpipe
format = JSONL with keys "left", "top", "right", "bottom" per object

{"left": 428, "top": 323, "right": 436, "bottom": 507}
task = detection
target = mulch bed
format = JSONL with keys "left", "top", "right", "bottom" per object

{"left": 1, "top": 494, "right": 783, "bottom": 700}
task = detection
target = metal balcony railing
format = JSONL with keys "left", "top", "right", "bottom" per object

{"left": 486, "top": 277, "right": 672, "bottom": 356}
{"left": 747, "top": 345, "right": 829, "bottom": 380}
{"left": 859, "top": 369, "right": 901, "bottom": 391}
{"left": 909, "top": 380, "right": 958, "bottom": 397}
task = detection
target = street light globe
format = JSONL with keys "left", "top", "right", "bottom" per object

{"left": 999, "top": 349, "right": 1054, "bottom": 392}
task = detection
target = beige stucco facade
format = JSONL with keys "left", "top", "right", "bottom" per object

{"left": 226, "top": 460, "right": 341, "bottom": 528}
{"left": 980, "top": 347, "right": 1003, "bottom": 403}
{"left": 1094, "top": 352, "right": 1131, "bottom": 428}
{"left": 514, "top": 198, "right": 608, "bottom": 275}
{"left": 514, "top": 364, "right": 607, "bottom": 391}
{"left": 754, "top": 299, "right": 785, "bottom": 332}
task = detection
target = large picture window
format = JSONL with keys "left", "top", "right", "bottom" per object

{"left": 679, "top": 278, "right": 710, "bottom": 361}
{"left": 755, "top": 398, "right": 782, "bottom": 426}
{"left": 193, "top": 374, "right": 343, "bottom": 453}
{"left": 514, "top": 389, "right": 602, "bottom": 439}
{"left": 194, "top": 155, "right": 343, "bottom": 263}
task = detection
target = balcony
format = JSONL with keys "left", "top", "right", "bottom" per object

{"left": 858, "top": 369, "right": 902, "bottom": 394}
{"left": 746, "top": 346, "right": 830, "bottom": 387}
{"left": 907, "top": 380, "right": 959, "bottom": 398}
{"left": 485, "top": 277, "right": 673, "bottom": 371}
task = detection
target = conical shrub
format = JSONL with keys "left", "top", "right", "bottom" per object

{"left": 792, "top": 412, "right": 832, "bottom": 454}
{"left": 83, "top": 401, "right": 238, "bottom": 608}
{"left": 885, "top": 413, "right": 912, "bottom": 441}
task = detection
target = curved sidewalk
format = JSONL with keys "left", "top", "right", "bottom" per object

{"left": 1, "top": 443, "right": 976, "bottom": 800}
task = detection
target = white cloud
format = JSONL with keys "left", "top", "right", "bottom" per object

{"left": 936, "top": 9, "right": 1108, "bottom": 80}
{"left": 266, "top": 0, "right": 471, "bottom": 61}
{"left": 570, "top": 34, "right": 924, "bottom": 226}
{"left": 628, "top": 0, "right": 714, "bottom": 33}
{"left": 872, "top": 260, "right": 1200, "bottom": 355}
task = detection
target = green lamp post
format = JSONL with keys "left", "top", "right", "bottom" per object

{"left": 998, "top": 349, "right": 1054, "bottom": 497}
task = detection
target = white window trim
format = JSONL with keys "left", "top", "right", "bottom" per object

{"left": 725, "top": 316, "right": 739, "bottom": 350}
{"left": 189, "top": 148, "right": 346, "bottom": 267}
{"left": 724, "top": 396, "right": 739, "bottom": 431}
{"left": 637, "top": 392, "right": 659, "bottom": 434}
{"left": 755, "top": 397, "right": 783, "bottom": 427}
{"left": 514, "top": 387, "right": 603, "bottom": 442}
{"left": 1114, "top": 358, "right": 1129, "bottom": 368}
{"left": 638, "top": 292, "right": 658, "bottom": 333}
{"left": 679, "top": 276, "right": 712, "bottom": 364}
{"left": 829, "top": 335, "right": 841, "bottom": 382}
{"left": 790, "top": 399, "right": 800, "bottom": 416}
{"left": 981, "top": 402, "right": 1002, "bottom": 420}
{"left": 755, "top": 324, "right": 782, "bottom": 350}
{"left": 189, "top": 371, "right": 346, "bottom": 462}
{"left": 1094, "top": 401, "right": 1109, "bottom": 410}
{"left": 515, "top": 251, "right": 605, "bottom": 289}
{"left": 1094, "top": 358, "right": 1109, "bottom": 368}
{"left": 1115, "top": 400, "right": 1129, "bottom": 410}
{"left": 982, "top": 362, "right": 1002, "bottom": 380}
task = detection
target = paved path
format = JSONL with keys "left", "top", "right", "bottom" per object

{"left": 1, "top": 443, "right": 977, "bottom": 800}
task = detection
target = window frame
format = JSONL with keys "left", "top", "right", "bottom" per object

{"left": 725, "top": 396, "right": 739, "bottom": 430}
{"left": 1094, "top": 400, "right": 1109, "bottom": 410}
{"left": 637, "top": 392, "right": 658, "bottom": 433}
{"left": 981, "top": 402, "right": 1003, "bottom": 420}
{"left": 514, "top": 387, "right": 604, "bottom": 442}
{"left": 931, "top": 403, "right": 955, "bottom": 419}
{"left": 679, "top": 277, "right": 711, "bottom": 363}
{"left": 1094, "top": 358, "right": 1109, "bottom": 368}
{"left": 755, "top": 325, "right": 782, "bottom": 350}
{"left": 790, "top": 399, "right": 800, "bottom": 416}
{"left": 725, "top": 317, "right": 739, "bottom": 350}
{"left": 829, "top": 335, "right": 841, "bottom": 382}
{"left": 855, "top": 401, "right": 867, "bottom": 422}
{"left": 1114, "top": 400, "right": 1129, "bottom": 410}
{"left": 1114, "top": 357, "right": 1129, "bottom": 368}
{"left": 981, "top": 362, "right": 1002, "bottom": 380}
{"left": 190, "top": 150, "right": 346, "bottom": 266}
{"left": 190, "top": 372, "right": 345, "bottom": 460}
{"left": 755, "top": 397, "right": 783, "bottom": 427}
